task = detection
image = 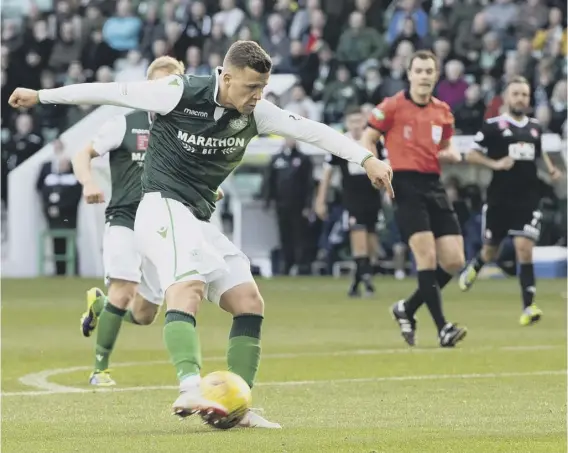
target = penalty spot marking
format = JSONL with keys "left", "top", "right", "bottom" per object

{"left": 4, "top": 370, "right": 566, "bottom": 397}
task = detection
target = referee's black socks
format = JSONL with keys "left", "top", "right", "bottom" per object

{"left": 405, "top": 266, "right": 453, "bottom": 320}
{"left": 417, "top": 269, "right": 447, "bottom": 333}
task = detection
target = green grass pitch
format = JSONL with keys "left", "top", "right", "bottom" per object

{"left": 2, "top": 277, "right": 566, "bottom": 453}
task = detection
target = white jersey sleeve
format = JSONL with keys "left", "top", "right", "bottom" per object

{"left": 38, "top": 75, "right": 184, "bottom": 115}
{"left": 92, "top": 115, "right": 127, "bottom": 156}
{"left": 253, "top": 99, "right": 373, "bottom": 166}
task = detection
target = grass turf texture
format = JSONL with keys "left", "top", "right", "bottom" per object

{"left": 2, "top": 277, "right": 566, "bottom": 453}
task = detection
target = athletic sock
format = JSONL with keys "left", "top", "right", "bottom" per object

{"left": 163, "top": 310, "right": 202, "bottom": 381}
{"left": 227, "top": 314, "right": 263, "bottom": 389}
{"left": 405, "top": 266, "right": 453, "bottom": 317}
{"left": 417, "top": 269, "right": 447, "bottom": 332}
{"left": 94, "top": 302, "right": 126, "bottom": 371}
{"left": 471, "top": 252, "right": 486, "bottom": 273}
{"left": 352, "top": 257, "right": 364, "bottom": 287}
{"left": 519, "top": 263, "right": 536, "bottom": 309}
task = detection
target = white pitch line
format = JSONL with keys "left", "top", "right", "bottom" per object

{"left": 14, "top": 344, "right": 561, "bottom": 394}
{"left": 3, "top": 370, "right": 566, "bottom": 398}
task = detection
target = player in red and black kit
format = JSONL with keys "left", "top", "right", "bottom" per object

{"left": 361, "top": 50, "right": 467, "bottom": 347}
{"left": 458, "top": 76, "right": 562, "bottom": 326}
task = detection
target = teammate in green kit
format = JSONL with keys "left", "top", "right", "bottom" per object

{"left": 9, "top": 41, "right": 393, "bottom": 427}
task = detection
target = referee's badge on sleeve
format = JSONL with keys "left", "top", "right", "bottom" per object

{"left": 431, "top": 125, "right": 442, "bottom": 144}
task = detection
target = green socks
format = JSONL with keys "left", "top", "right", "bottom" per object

{"left": 227, "top": 314, "right": 263, "bottom": 389}
{"left": 93, "top": 295, "right": 142, "bottom": 325}
{"left": 163, "top": 310, "right": 202, "bottom": 381}
{"left": 94, "top": 302, "right": 126, "bottom": 371}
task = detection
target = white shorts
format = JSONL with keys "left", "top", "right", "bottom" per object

{"left": 102, "top": 224, "right": 163, "bottom": 305}
{"left": 134, "top": 192, "right": 254, "bottom": 304}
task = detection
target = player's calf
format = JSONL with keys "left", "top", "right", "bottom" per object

{"left": 405, "top": 232, "right": 448, "bottom": 331}
{"left": 349, "top": 229, "right": 374, "bottom": 298}
{"left": 514, "top": 236, "right": 541, "bottom": 325}
{"left": 220, "top": 282, "right": 264, "bottom": 390}
{"left": 91, "top": 279, "right": 138, "bottom": 379}
{"left": 163, "top": 280, "right": 223, "bottom": 417}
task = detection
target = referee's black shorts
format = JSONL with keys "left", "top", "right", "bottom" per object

{"left": 392, "top": 171, "right": 461, "bottom": 243}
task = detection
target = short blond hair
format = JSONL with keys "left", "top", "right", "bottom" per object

{"left": 146, "top": 56, "right": 185, "bottom": 78}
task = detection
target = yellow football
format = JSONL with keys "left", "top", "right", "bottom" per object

{"left": 200, "top": 370, "right": 252, "bottom": 429}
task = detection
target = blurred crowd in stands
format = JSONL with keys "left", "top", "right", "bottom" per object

{"left": 1, "top": 0, "right": 566, "bottom": 272}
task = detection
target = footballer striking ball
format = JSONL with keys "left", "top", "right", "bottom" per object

{"left": 200, "top": 370, "right": 252, "bottom": 430}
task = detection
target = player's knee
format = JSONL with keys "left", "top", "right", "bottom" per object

{"left": 439, "top": 247, "right": 465, "bottom": 274}
{"left": 165, "top": 280, "right": 205, "bottom": 315}
{"left": 107, "top": 279, "right": 137, "bottom": 309}
{"left": 131, "top": 300, "right": 159, "bottom": 325}
{"left": 514, "top": 239, "right": 534, "bottom": 263}
{"left": 220, "top": 283, "right": 265, "bottom": 316}
{"left": 409, "top": 232, "right": 437, "bottom": 268}
{"left": 410, "top": 241, "right": 437, "bottom": 269}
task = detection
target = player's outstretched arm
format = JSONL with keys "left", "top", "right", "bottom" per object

{"left": 254, "top": 99, "right": 394, "bottom": 197}
{"left": 8, "top": 76, "right": 184, "bottom": 115}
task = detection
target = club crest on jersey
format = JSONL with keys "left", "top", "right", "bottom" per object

{"left": 530, "top": 128, "right": 539, "bottom": 138}
{"left": 229, "top": 114, "right": 248, "bottom": 131}
{"left": 431, "top": 125, "right": 442, "bottom": 144}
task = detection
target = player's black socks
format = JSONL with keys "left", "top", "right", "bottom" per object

{"left": 416, "top": 269, "right": 446, "bottom": 332}
{"left": 471, "top": 252, "right": 486, "bottom": 272}
{"left": 519, "top": 263, "right": 536, "bottom": 309}
{"left": 405, "top": 266, "right": 453, "bottom": 317}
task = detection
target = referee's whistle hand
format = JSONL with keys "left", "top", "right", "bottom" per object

{"left": 363, "top": 157, "right": 394, "bottom": 198}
